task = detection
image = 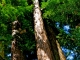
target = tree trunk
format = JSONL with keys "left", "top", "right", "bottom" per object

{"left": 33, "top": 0, "right": 54, "bottom": 60}
{"left": 45, "top": 25, "right": 66, "bottom": 60}
{"left": 56, "top": 40, "right": 66, "bottom": 60}
{"left": 45, "top": 26, "right": 60, "bottom": 60}
{"left": 11, "top": 20, "right": 24, "bottom": 60}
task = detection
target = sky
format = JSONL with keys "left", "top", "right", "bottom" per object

{"left": 63, "top": 25, "right": 70, "bottom": 34}
{"left": 62, "top": 47, "right": 78, "bottom": 60}
{"left": 55, "top": 22, "right": 80, "bottom": 60}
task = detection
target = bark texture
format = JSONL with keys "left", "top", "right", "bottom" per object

{"left": 45, "top": 25, "right": 66, "bottom": 60}
{"left": 33, "top": 0, "right": 54, "bottom": 60}
{"left": 11, "top": 20, "right": 24, "bottom": 60}
{"left": 45, "top": 26, "right": 60, "bottom": 60}
{"left": 56, "top": 40, "right": 66, "bottom": 60}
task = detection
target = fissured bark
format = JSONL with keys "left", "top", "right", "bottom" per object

{"left": 33, "top": 0, "right": 54, "bottom": 60}
{"left": 11, "top": 20, "right": 24, "bottom": 60}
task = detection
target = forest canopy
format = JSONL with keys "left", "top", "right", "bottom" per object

{"left": 0, "top": 0, "right": 80, "bottom": 60}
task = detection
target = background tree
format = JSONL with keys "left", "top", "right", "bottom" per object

{"left": 11, "top": 20, "right": 25, "bottom": 60}
{"left": 0, "top": 0, "right": 36, "bottom": 60}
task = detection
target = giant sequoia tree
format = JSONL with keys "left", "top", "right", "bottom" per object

{"left": 33, "top": 0, "right": 66, "bottom": 60}
{"left": 33, "top": 0, "right": 54, "bottom": 60}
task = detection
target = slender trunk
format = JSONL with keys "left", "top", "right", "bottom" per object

{"left": 56, "top": 40, "right": 66, "bottom": 60}
{"left": 33, "top": 0, "right": 54, "bottom": 60}
{"left": 11, "top": 20, "right": 24, "bottom": 60}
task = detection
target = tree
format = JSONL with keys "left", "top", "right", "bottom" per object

{"left": 33, "top": 0, "right": 54, "bottom": 60}
{"left": 56, "top": 40, "right": 66, "bottom": 60}
{"left": 41, "top": 0, "right": 80, "bottom": 59}
{"left": 33, "top": 0, "right": 66, "bottom": 60}
{"left": 11, "top": 20, "right": 25, "bottom": 60}
{"left": 45, "top": 24, "right": 66, "bottom": 60}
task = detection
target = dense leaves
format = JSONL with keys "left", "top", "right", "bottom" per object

{"left": 0, "top": 0, "right": 80, "bottom": 59}
{"left": 0, "top": 0, "right": 35, "bottom": 59}
{"left": 41, "top": 0, "right": 80, "bottom": 59}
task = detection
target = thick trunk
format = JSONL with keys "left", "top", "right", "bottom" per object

{"left": 45, "top": 25, "right": 66, "bottom": 60}
{"left": 56, "top": 40, "right": 66, "bottom": 60}
{"left": 33, "top": 0, "right": 54, "bottom": 60}
{"left": 11, "top": 20, "right": 24, "bottom": 60}
{"left": 45, "top": 26, "right": 60, "bottom": 60}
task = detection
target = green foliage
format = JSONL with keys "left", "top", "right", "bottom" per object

{"left": 41, "top": 0, "right": 80, "bottom": 56}
{"left": 0, "top": 0, "right": 34, "bottom": 59}
{"left": 42, "top": 0, "right": 80, "bottom": 24}
{"left": 71, "top": 27, "right": 80, "bottom": 47}
{"left": 11, "top": 0, "right": 28, "bottom": 6}
{"left": 41, "top": 2, "right": 48, "bottom": 9}
{"left": 0, "top": 0, "right": 80, "bottom": 59}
